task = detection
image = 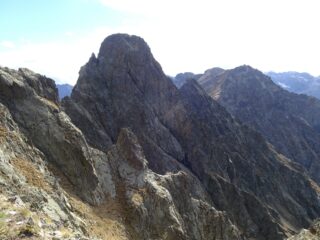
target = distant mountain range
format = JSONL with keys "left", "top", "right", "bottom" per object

{"left": 173, "top": 70, "right": 320, "bottom": 100}
{"left": 56, "top": 83, "right": 73, "bottom": 100}
{"left": 266, "top": 71, "right": 320, "bottom": 99}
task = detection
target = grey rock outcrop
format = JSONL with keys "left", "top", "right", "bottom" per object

{"left": 0, "top": 66, "right": 103, "bottom": 203}
{"left": 101, "top": 128, "right": 243, "bottom": 240}
{"left": 0, "top": 102, "right": 93, "bottom": 239}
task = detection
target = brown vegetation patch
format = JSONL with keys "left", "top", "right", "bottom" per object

{"left": 39, "top": 97, "right": 59, "bottom": 111}
{"left": 309, "top": 180, "right": 320, "bottom": 194}
{"left": 11, "top": 157, "right": 52, "bottom": 192}
{"left": 0, "top": 126, "right": 7, "bottom": 139}
{"left": 48, "top": 164, "right": 132, "bottom": 240}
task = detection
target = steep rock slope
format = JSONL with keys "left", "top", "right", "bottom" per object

{"left": 198, "top": 65, "right": 320, "bottom": 184}
{"left": 64, "top": 34, "right": 320, "bottom": 239}
{"left": 0, "top": 68, "right": 241, "bottom": 238}
{"left": 0, "top": 101, "right": 94, "bottom": 239}
{"left": 0, "top": 67, "right": 103, "bottom": 203}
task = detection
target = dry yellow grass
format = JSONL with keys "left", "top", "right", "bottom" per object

{"left": 39, "top": 97, "right": 59, "bottom": 111}
{"left": 309, "top": 179, "right": 320, "bottom": 194}
{"left": 49, "top": 164, "right": 133, "bottom": 240}
{"left": 11, "top": 157, "right": 53, "bottom": 192}
{"left": 0, "top": 126, "right": 7, "bottom": 139}
{"left": 131, "top": 192, "right": 143, "bottom": 206}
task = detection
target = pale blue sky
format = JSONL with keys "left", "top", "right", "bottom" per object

{"left": 0, "top": 0, "right": 121, "bottom": 42}
{"left": 1, "top": 0, "right": 320, "bottom": 84}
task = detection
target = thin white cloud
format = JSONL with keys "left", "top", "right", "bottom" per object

{"left": 0, "top": 27, "right": 114, "bottom": 84}
{"left": 0, "top": 41, "right": 15, "bottom": 49}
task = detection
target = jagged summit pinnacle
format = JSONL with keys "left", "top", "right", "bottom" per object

{"left": 226, "top": 65, "right": 272, "bottom": 82}
{"left": 233, "top": 64, "right": 256, "bottom": 72}
{"left": 98, "top": 33, "right": 152, "bottom": 60}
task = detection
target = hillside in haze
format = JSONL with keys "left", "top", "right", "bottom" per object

{"left": 266, "top": 71, "right": 320, "bottom": 99}
{"left": 56, "top": 83, "right": 73, "bottom": 100}
{"left": 0, "top": 34, "right": 320, "bottom": 240}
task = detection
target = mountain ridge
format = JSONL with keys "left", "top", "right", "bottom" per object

{"left": 0, "top": 34, "right": 319, "bottom": 239}
{"left": 197, "top": 65, "right": 320, "bottom": 184}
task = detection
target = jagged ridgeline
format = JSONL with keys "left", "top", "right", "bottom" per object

{"left": 0, "top": 34, "right": 319, "bottom": 240}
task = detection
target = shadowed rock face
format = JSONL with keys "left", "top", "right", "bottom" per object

{"left": 63, "top": 34, "right": 184, "bottom": 174}
{"left": 63, "top": 34, "right": 320, "bottom": 239}
{"left": 197, "top": 65, "right": 320, "bottom": 184}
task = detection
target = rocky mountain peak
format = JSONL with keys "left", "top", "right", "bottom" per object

{"left": 74, "top": 33, "right": 174, "bottom": 111}
{"left": 203, "top": 67, "right": 225, "bottom": 76}
{"left": 98, "top": 34, "right": 151, "bottom": 60}
{"left": 226, "top": 65, "right": 276, "bottom": 87}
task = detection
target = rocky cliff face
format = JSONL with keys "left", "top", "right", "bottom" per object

{"left": 197, "top": 65, "right": 320, "bottom": 184}
{"left": 0, "top": 65, "right": 241, "bottom": 238}
{"left": 63, "top": 34, "right": 320, "bottom": 239}
{"left": 1, "top": 34, "right": 320, "bottom": 239}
